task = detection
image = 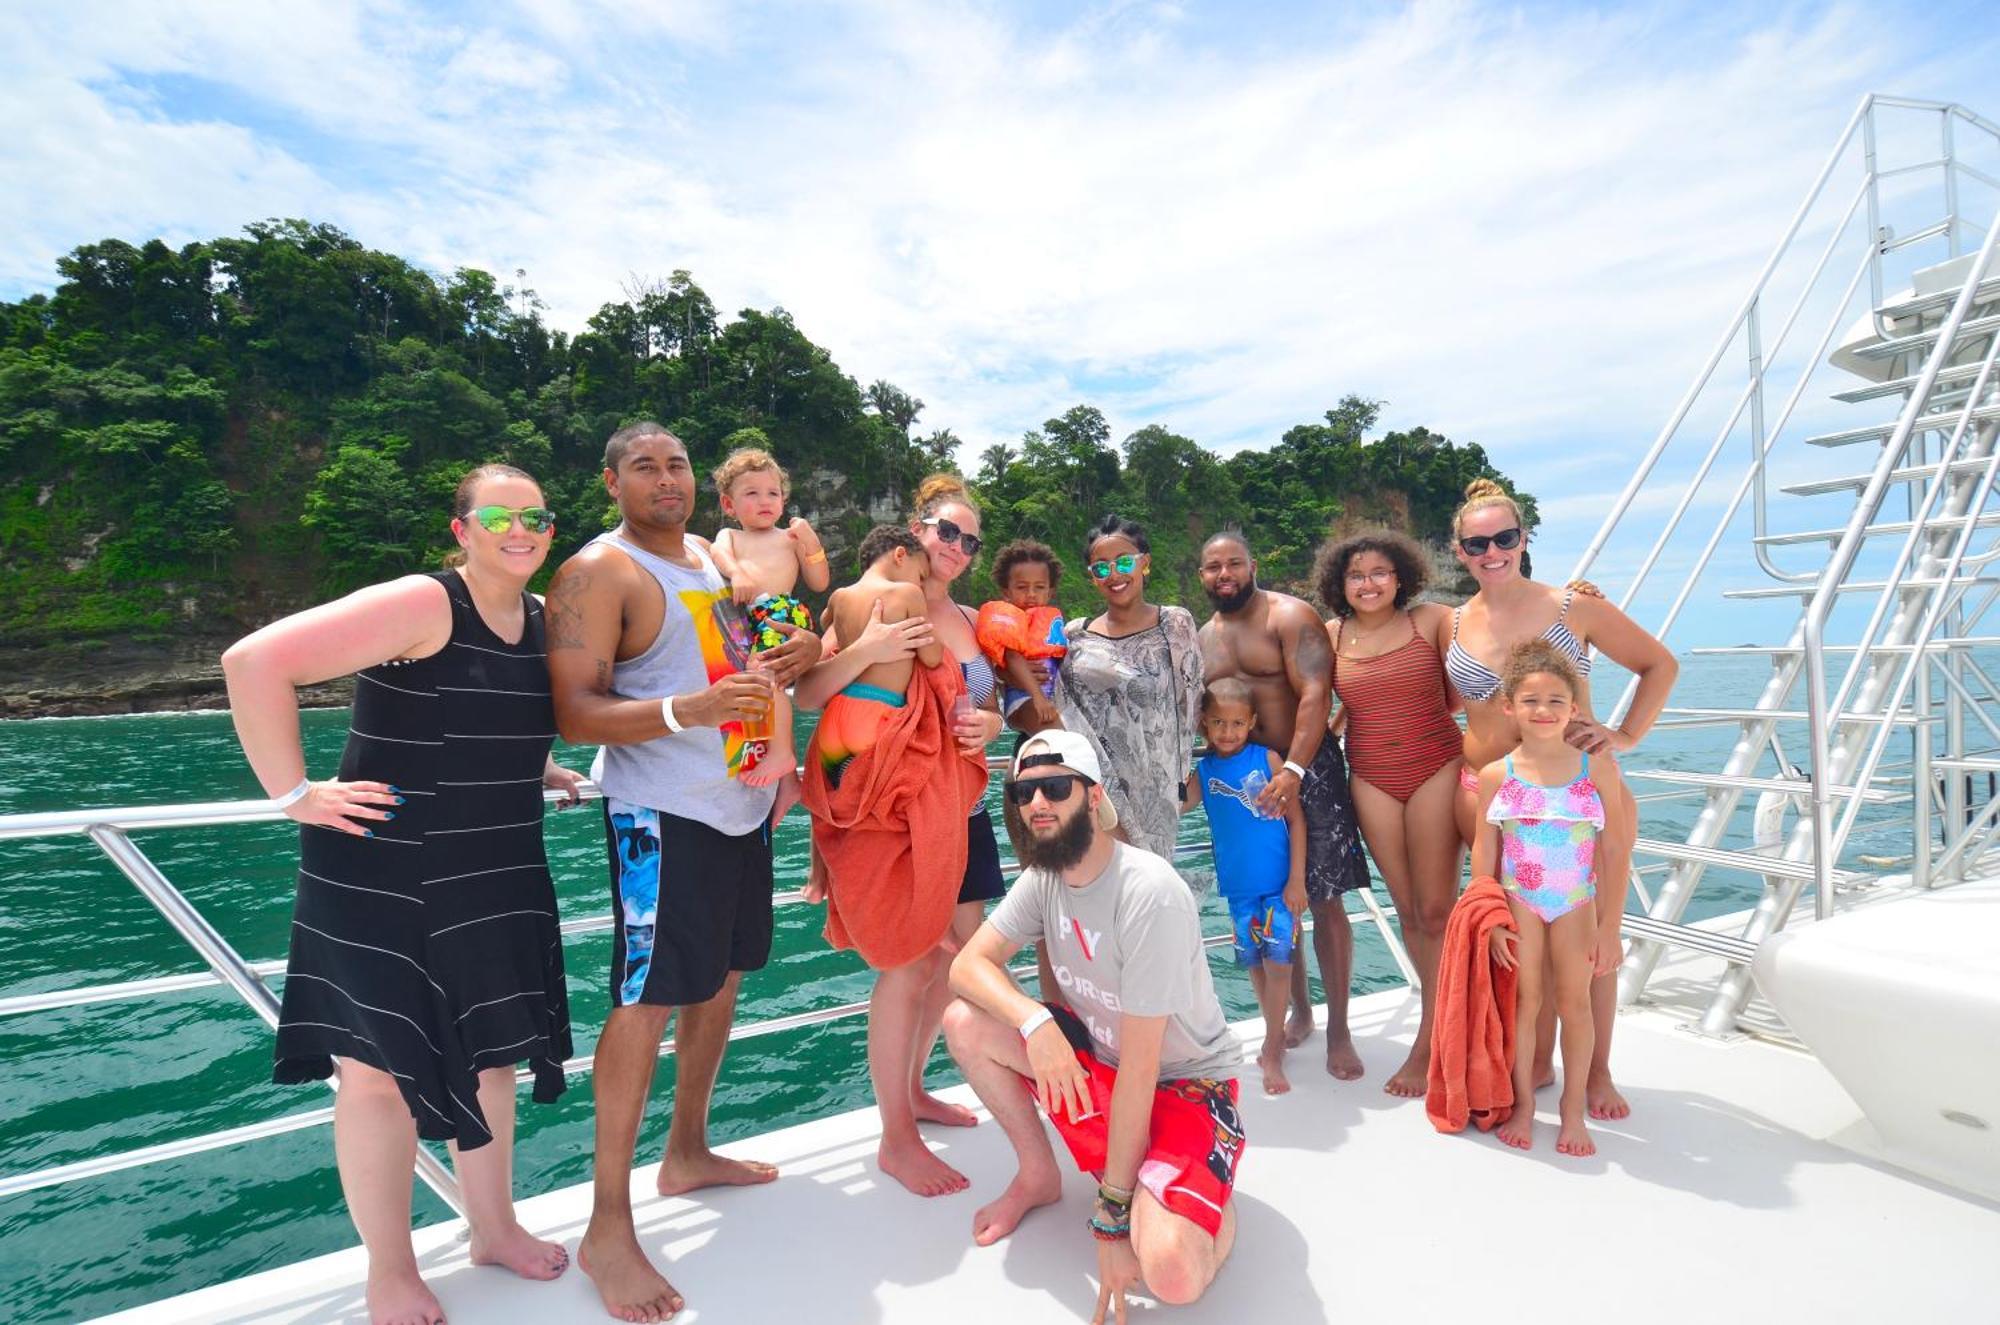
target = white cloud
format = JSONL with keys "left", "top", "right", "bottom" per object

{"left": 5, "top": 0, "right": 1997, "bottom": 616}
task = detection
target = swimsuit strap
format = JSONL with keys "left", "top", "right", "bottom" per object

{"left": 1451, "top": 606, "right": 1463, "bottom": 640}
{"left": 1503, "top": 754, "right": 1515, "bottom": 779}
{"left": 1557, "top": 587, "right": 1576, "bottom": 621}
{"left": 1578, "top": 752, "right": 1590, "bottom": 779}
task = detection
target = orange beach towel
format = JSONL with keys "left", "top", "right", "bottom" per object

{"left": 1426, "top": 876, "right": 1519, "bottom": 1134}
{"left": 802, "top": 660, "right": 990, "bottom": 971}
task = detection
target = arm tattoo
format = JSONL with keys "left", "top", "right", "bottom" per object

{"left": 547, "top": 568, "right": 590, "bottom": 650}
{"left": 592, "top": 659, "right": 612, "bottom": 695}
{"left": 1292, "top": 616, "right": 1333, "bottom": 685}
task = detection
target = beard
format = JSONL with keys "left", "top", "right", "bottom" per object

{"left": 1204, "top": 575, "right": 1256, "bottom": 614}
{"left": 1004, "top": 796, "right": 1097, "bottom": 872}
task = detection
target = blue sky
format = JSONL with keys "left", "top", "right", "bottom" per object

{"left": 4, "top": 1, "right": 1999, "bottom": 644}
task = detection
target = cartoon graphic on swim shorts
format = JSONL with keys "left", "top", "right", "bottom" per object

{"left": 1169, "top": 1077, "right": 1247, "bottom": 1186}
{"left": 747, "top": 592, "right": 813, "bottom": 652}
{"left": 611, "top": 804, "right": 662, "bottom": 1006}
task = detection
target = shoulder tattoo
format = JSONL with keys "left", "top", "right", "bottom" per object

{"left": 547, "top": 568, "right": 590, "bottom": 649}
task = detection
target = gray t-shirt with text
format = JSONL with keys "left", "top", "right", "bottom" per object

{"left": 990, "top": 842, "right": 1239, "bottom": 1081}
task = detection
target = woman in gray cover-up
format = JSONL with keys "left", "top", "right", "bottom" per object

{"left": 1054, "top": 513, "right": 1205, "bottom": 868}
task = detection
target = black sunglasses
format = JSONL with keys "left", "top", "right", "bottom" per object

{"left": 1458, "top": 527, "right": 1524, "bottom": 557}
{"left": 1006, "top": 774, "right": 1087, "bottom": 806}
{"left": 922, "top": 516, "right": 983, "bottom": 558}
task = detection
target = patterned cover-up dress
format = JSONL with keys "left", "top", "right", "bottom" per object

{"left": 272, "top": 570, "right": 573, "bottom": 1148}
{"left": 1054, "top": 605, "right": 1205, "bottom": 866}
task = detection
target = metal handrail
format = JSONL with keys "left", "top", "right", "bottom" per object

{"left": 1801, "top": 215, "right": 2000, "bottom": 917}
{"left": 0, "top": 783, "right": 1420, "bottom": 1203}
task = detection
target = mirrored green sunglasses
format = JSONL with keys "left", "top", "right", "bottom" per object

{"left": 469, "top": 505, "right": 556, "bottom": 535}
{"left": 1088, "top": 554, "right": 1140, "bottom": 579}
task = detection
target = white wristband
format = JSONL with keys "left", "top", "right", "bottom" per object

{"left": 272, "top": 778, "right": 312, "bottom": 810}
{"left": 1284, "top": 759, "right": 1309, "bottom": 782}
{"left": 661, "top": 696, "right": 684, "bottom": 733}
{"left": 1018, "top": 1007, "right": 1055, "bottom": 1041}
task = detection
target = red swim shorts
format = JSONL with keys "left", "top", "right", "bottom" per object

{"left": 1025, "top": 1004, "right": 1245, "bottom": 1238}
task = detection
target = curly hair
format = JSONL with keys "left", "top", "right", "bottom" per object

{"left": 991, "top": 539, "right": 1062, "bottom": 593}
{"left": 712, "top": 447, "right": 789, "bottom": 499}
{"left": 856, "top": 523, "right": 925, "bottom": 570}
{"left": 1314, "top": 528, "right": 1430, "bottom": 617}
{"left": 1499, "top": 638, "right": 1580, "bottom": 700}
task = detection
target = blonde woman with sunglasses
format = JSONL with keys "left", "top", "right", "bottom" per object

{"left": 1443, "top": 478, "right": 1677, "bottom": 1121}
{"left": 223, "top": 463, "right": 583, "bottom": 1325}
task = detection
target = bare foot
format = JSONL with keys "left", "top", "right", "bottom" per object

{"left": 972, "top": 1167, "right": 1064, "bottom": 1245}
{"left": 468, "top": 1221, "right": 568, "bottom": 1280}
{"left": 367, "top": 1264, "right": 445, "bottom": 1325}
{"left": 1259, "top": 1047, "right": 1292, "bottom": 1096}
{"left": 1586, "top": 1069, "right": 1630, "bottom": 1120}
{"left": 912, "top": 1089, "right": 980, "bottom": 1127}
{"left": 578, "top": 1230, "right": 683, "bottom": 1323}
{"left": 879, "top": 1134, "right": 970, "bottom": 1197}
{"left": 1325, "top": 1034, "right": 1364, "bottom": 1081}
{"left": 1557, "top": 1113, "right": 1596, "bottom": 1156}
{"left": 743, "top": 745, "right": 797, "bottom": 789}
{"left": 1496, "top": 1107, "right": 1535, "bottom": 1151}
{"left": 655, "top": 1148, "right": 779, "bottom": 1198}
{"left": 1284, "top": 1005, "right": 1315, "bottom": 1048}
{"left": 1535, "top": 1068, "right": 1557, "bottom": 1091}
{"left": 1383, "top": 1050, "right": 1428, "bottom": 1099}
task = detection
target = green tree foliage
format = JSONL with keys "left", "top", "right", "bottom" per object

{"left": 0, "top": 220, "right": 1533, "bottom": 643}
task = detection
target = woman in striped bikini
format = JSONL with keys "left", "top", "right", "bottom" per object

{"left": 222, "top": 463, "right": 583, "bottom": 1325}
{"left": 1316, "top": 529, "right": 1464, "bottom": 1097}
{"left": 1444, "top": 477, "right": 1677, "bottom": 1119}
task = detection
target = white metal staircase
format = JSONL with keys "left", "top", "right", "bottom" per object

{"left": 1571, "top": 94, "right": 2000, "bottom": 1036}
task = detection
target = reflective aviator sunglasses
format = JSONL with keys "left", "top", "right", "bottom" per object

{"left": 1457, "top": 526, "right": 1523, "bottom": 557}
{"left": 922, "top": 516, "right": 983, "bottom": 558}
{"left": 469, "top": 504, "right": 557, "bottom": 535}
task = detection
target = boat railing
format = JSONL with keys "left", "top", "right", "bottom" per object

{"left": 0, "top": 767, "right": 1417, "bottom": 1215}
{"left": 1546, "top": 92, "right": 2000, "bottom": 1024}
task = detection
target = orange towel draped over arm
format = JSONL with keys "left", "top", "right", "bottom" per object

{"left": 801, "top": 660, "right": 991, "bottom": 971}
{"left": 1426, "top": 876, "right": 1520, "bottom": 1134}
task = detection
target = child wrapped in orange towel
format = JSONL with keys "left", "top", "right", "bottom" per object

{"left": 803, "top": 525, "right": 991, "bottom": 969}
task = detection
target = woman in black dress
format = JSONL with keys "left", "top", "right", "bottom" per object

{"left": 223, "top": 463, "right": 581, "bottom": 1325}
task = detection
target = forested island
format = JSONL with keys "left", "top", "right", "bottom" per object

{"left": 0, "top": 220, "right": 1535, "bottom": 715}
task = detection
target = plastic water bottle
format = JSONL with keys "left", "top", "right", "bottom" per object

{"left": 1241, "top": 769, "right": 1274, "bottom": 818}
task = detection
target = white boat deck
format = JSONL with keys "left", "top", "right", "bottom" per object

{"left": 99, "top": 939, "right": 2000, "bottom": 1324}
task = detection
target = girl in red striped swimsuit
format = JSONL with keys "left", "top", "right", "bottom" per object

{"left": 1316, "top": 530, "right": 1465, "bottom": 1098}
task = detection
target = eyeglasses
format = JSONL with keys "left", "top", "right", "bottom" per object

{"left": 1344, "top": 568, "right": 1395, "bottom": 586}
{"left": 1006, "top": 774, "right": 1088, "bottom": 806}
{"left": 468, "top": 505, "right": 556, "bottom": 535}
{"left": 1458, "top": 527, "right": 1523, "bottom": 557}
{"left": 922, "top": 516, "right": 983, "bottom": 558}
{"left": 1088, "top": 554, "right": 1141, "bottom": 580}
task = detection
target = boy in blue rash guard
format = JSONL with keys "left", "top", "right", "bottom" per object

{"left": 1182, "top": 677, "right": 1308, "bottom": 1095}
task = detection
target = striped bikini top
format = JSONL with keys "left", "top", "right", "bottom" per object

{"left": 960, "top": 654, "right": 997, "bottom": 707}
{"left": 1444, "top": 588, "right": 1592, "bottom": 703}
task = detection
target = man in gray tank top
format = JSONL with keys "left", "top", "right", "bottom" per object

{"left": 547, "top": 422, "right": 822, "bottom": 1322}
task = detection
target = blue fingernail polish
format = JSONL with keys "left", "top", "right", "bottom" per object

{"left": 384, "top": 811, "right": 396, "bottom": 821}
{"left": 388, "top": 785, "right": 400, "bottom": 794}
{"left": 394, "top": 796, "right": 406, "bottom": 805}
{"left": 365, "top": 829, "right": 375, "bottom": 838}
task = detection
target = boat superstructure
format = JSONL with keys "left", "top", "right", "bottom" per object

{"left": 3, "top": 92, "right": 1999, "bottom": 1321}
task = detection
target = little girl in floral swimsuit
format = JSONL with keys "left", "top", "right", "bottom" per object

{"left": 1469, "top": 639, "right": 1626, "bottom": 1159}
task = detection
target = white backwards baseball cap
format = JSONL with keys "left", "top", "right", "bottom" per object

{"left": 1011, "top": 730, "right": 1119, "bottom": 831}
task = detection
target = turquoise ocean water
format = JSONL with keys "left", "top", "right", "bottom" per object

{"left": 0, "top": 654, "right": 1927, "bottom": 1321}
